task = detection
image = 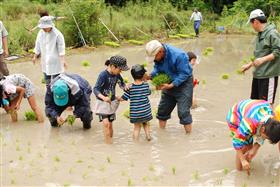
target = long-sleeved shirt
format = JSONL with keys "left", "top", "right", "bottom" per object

{"left": 253, "top": 23, "right": 280, "bottom": 78}
{"left": 0, "top": 21, "right": 8, "bottom": 54}
{"left": 93, "top": 70, "right": 125, "bottom": 101}
{"left": 34, "top": 27, "right": 65, "bottom": 75}
{"left": 226, "top": 99, "right": 273, "bottom": 150}
{"left": 190, "top": 11, "right": 203, "bottom": 21}
{"left": 121, "top": 82, "right": 152, "bottom": 123}
{"left": 45, "top": 73, "right": 92, "bottom": 119}
{"left": 150, "top": 44, "right": 192, "bottom": 87}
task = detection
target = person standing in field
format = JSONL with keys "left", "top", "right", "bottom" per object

{"left": 190, "top": 8, "right": 203, "bottom": 37}
{"left": 32, "top": 16, "right": 67, "bottom": 85}
{"left": 145, "top": 40, "right": 193, "bottom": 134}
{"left": 0, "top": 21, "right": 9, "bottom": 77}
{"left": 93, "top": 55, "right": 129, "bottom": 144}
{"left": 242, "top": 9, "right": 280, "bottom": 105}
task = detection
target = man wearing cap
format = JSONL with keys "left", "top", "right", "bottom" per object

{"left": 242, "top": 9, "right": 280, "bottom": 105}
{"left": 145, "top": 40, "right": 193, "bottom": 134}
{"left": 33, "top": 16, "right": 66, "bottom": 85}
{"left": 0, "top": 20, "right": 9, "bottom": 77}
{"left": 45, "top": 73, "right": 93, "bottom": 129}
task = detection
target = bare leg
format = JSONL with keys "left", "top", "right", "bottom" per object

{"left": 278, "top": 142, "right": 280, "bottom": 153}
{"left": 133, "top": 123, "right": 141, "bottom": 141}
{"left": 103, "top": 118, "right": 112, "bottom": 144}
{"left": 184, "top": 124, "right": 192, "bottom": 134}
{"left": 236, "top": 144, "right": 253, "bottom": 171}
{"left": 159, "top": 120, "right": 166, "bottom": 129}
{"left": 28, "top": 95, "right": 44, "bottom": 123}
{"left": 143, "top": 122, "right": 151, "bottom": 141}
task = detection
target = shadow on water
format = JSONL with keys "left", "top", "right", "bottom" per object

{"left": 1, "top": 35, "right": 279, "bottom": 186}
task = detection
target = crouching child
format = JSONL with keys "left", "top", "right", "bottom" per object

{"left": 226, "top": 99, "right": 280, "bottom": 174}
{"left": 45, "top": 73, "right": 93, "bottom": 129}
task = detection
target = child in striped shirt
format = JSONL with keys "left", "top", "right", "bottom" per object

{"left": 226, "top": 99, "right": 280, "bottom": 173}
{"left": 120, "top": 64, "right": 152, "bottom": 141}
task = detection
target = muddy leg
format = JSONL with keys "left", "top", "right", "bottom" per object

{"left": 28, "top": 95, "right": 44, "bottom": 123}
{"left": 133, "top": 123, "right": 141, "bottom": 141}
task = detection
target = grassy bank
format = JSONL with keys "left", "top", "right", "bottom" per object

{"left": 1, "top": 0, "right": 279, "bottom": 55}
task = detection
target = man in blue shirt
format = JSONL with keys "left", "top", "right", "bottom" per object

{"left": 145, "top": 40, "right": 193, "bottom": 133}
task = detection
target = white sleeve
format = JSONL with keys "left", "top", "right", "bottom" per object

{"left": 57, "top": 33, "right": 65, "bottom": 56}
{"left": 34, "top": 32, "right": 41, "bottom": 55}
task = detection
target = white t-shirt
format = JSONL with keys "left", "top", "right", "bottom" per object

{"left": 34, "top": 27, "right": 65, "bottom": 75}
{"left": 0, "top": 21, "right": 8, "bottom": 55}
{"left": 190, "top": 12, "right": 203, "bottom": 21}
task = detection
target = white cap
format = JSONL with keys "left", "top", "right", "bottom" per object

{"left": 145, "top": 40, "right": 163, "bottom": 63}
{"left": 38, "top": 16, "right": 54, "bottom": 29}
{"left": 247, "top": 9, "right": 265, "bottom": 24}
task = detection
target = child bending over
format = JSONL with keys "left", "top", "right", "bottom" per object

{"left": 226, "top": 99, "right": 280, "bottom": 173}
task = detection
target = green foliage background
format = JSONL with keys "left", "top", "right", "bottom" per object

{"left": 0, "top": 0, "right": 279, "bottom": 54}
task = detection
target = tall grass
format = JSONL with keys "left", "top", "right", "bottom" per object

{"left": 1, "top": 0, "right": 279, "bottom": 55}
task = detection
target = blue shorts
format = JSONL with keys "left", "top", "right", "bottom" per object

{"left": 157, "top": 77, "right": 193, "bottom": 125}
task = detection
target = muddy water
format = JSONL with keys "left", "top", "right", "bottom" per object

{"left": 1, "top": 35, "right": 280, "bottom": 186}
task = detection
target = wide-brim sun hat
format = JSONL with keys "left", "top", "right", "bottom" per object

{"left": 38, "top": 16, "right": 54, "bottom": 29}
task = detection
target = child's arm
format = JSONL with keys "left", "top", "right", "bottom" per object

{"left": 245, "top": 143, "right": 261, "bottom": 162}
{"left": 14, "top": 86, "right": 25, "bottom": 110}
{"left": 237, "top": 149, "right": 250, "bottom": 171}
{"left": 97, "top": 93, "right": 111, "bottom": 103}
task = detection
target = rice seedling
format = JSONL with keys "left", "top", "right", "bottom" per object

{"left": 142, "top": 176, "right": 148, "bottom": 181}
{"left": 221, "top": 73, "right": 229, "bottom": 79}
{"left": 11, "top": 179, "right": 15, "bottom": 185}
{"left": 19, "top": 155, "right": 23, "bottom": 161}
{"left": 215, "top": 178, "right": 223, "bottom": 185}
{"left": 76, "top": 159, "right": 83, "bottom": 163}
{"left": 192, "top": 170, "right": 200, "bottom": 180}
{"left": 54, "top": 156, "right": 60, "bottom": 162}
{"left": 123, "top": 108, "right": 130, "bottom": 119}
{"left": 41, "top": 77, "right": 46, "bottom": 84}
{"left": 63, "top": 183, "right": 70, "bottom": 187}
{"left": 104, "top": 41, "right": 120, "bottom": 48}
{"left": 172, "top": 166, "right": 176, "bottom": 175}
{"left": 128, "top": 39, "right": 144, "bottom": 45}
{"left": 128, "top": 178, "right": 133, "bottom": 186}
{"left": 236, "top": 69, "right": 243, "bottom": 74}
{"left": 149, "top": 165, "right": 155, "bottom": 172}
{"left": 16, "top": 145, "right": 20, "bottom": 151}
{"left": 24, "top": 111, "right": 37, "bottom": 121}
{"left": 151, "top": 73, "right": 171, "bottom": 87}
{"left": 66, "top": 115, "right": 76, "bottom": 126}
{"left": 81, "top": 60, "right": 90, "bottom": 67}
{"left": 169, "top": 35, "right": 180, "bottom": 39}
{"left": 82, "top": 172, "right": 88, "bottom": 179}
{"left": 223, "top": 168, "right": 229, "bottom": 175}
{"left": 123, "top": 77, "right": 129, "bottom": 83}
{"left": 121, "top": 170, "right": 127, "bottom": 176}
{"left": 202, "top": 47, "right": 214, "bottom": 56}
{"left": 106, "top": 156, "right": 111, "bottom": 163}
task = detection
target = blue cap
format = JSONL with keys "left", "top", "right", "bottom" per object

{"left": 52, "top": 79, "right": 69, "bottom": 106}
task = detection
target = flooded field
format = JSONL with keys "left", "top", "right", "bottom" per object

{"left": 1, "top": 35, "right": 280, "bottom": 186}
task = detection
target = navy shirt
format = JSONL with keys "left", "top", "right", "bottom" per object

{"left": 93, "top": 70, "right": 125, "bottom": 101}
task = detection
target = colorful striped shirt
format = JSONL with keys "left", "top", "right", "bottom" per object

{"left": 121, "top": 82, "right": 152, "bottom": 124}
{"left": 226, "top": 99, "right": 273, "bottom": 150}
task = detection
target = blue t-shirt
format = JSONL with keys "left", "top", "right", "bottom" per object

{"left": 93, "top": 70, "right": 125, "bottom": 101}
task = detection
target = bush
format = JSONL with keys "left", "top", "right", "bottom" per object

{"left": 60, "top": 0, "right": 107, "bottom": 47}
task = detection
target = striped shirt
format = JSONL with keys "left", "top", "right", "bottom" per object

{"left": 121, "top": 82, "right": 152, "bottom": 123}
{"left": 226, "top": 99, "right": 273, "bottom": 150}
